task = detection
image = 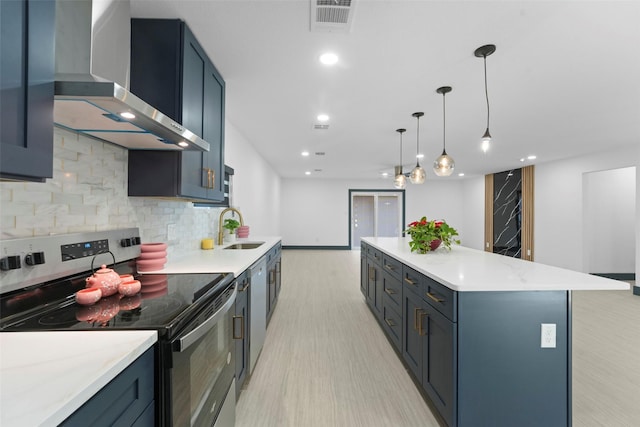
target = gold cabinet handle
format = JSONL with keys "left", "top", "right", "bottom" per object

{"left": 369, "top": 266, "right": 376, "bottom": 281}
{"left": 384, "top": 288, "right": 396, "bottom": 296}
{"left": 426, "top": 292, "right": 444, "bottom": 303}
{"left": 418, "top": 310, "right": 428, "bottom": 336}
{"left": 232, "top": 315, "right": 244, "bottom": 340}
{"left": 404, "top": 277, "right": 417, "bottom": 286}
{"left": 384, "top": 263, "right": 396, "bottom": 271}
{"left": 210, "top": 169, "right": 215, "bottom": 189}
{"left": 414, "top": 307, "right": 421, "bottom": 331}
{"left": 384, "top": 318, "right": 396, "bottom": 328}
{"left": 239, "top": 281, "right": 250, "bottom": 292}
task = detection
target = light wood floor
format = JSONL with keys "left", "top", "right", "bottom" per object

{"left": 236, "top": 250, "right": 640, "bottom": 427}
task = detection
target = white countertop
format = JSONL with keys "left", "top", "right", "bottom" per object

{"left": 0, "top": 330, "right": 157, "bottom": 427}
{"left": 363, "top": 237, "right": 630, "bottom": 292}
{"left": 144, "top": 236, "right": 282, "bottom": 276}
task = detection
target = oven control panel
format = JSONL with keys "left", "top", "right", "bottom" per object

{"left": 0, "top": 228, "right": 141, "bottom": 295}
{"left": 61, "top": 239, "right": 110, "bottom": 262}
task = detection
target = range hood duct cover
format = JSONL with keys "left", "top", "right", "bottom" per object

{"left": 53, "top": 0, "right": 209, "bottom": 152}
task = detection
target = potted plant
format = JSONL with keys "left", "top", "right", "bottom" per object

{"left": 405, "top": 216, "right": 460, "bottom": 253}
{"left": 222, "top": 218, "right": 240, "bottom": 243}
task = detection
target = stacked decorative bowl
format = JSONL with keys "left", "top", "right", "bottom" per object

{"left": 137, "top": 243, "right": 168, "bottom": 272}
{"left": 237, "top": 225, "right": 250, "bottom": 239}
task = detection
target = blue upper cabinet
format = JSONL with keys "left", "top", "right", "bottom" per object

{"left": 0, "top": 0, "right": 55, "bottom": 182}
{"left": 128, "top": 19, "right": 225, "bottom": 202}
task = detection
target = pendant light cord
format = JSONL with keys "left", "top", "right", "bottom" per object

{"left": 442, "top": 93, "right": 447, "bottom": 153}
{"left": 399, "top": 133, "right": 403, "bottom": 170}
{"left": 416, "top": 116, "right": 420, "bottom": 166}
{"left": 484, "top": 55, "right": 490, "bottom": 130}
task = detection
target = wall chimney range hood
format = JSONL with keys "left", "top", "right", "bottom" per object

{"left": 53, "top": 0, "right": 209, "bottom": 152}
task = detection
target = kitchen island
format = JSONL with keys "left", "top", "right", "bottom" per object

{"left": 361, "top": 237, "right": 628, "bottom": 427}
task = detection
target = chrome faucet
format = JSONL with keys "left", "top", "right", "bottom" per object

{"left": 218, "top": 207, "right": 244, "bottom": 245}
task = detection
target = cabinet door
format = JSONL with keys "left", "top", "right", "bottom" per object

{"left": 180, "top": 27, "right": 209, "bottom": 200}
{"left": 275, "top": 257, "right": 282, "bottom": 297}
{"left": 202, "top": 62, "right": 225, "bottom": 201}
{"left": 234, "top": 279, "right": 249, "bottom": 397}
{"left": 402, "top": 289, "right": 423, "bottom": 380}
{"left": 420, "top": 306, "right": 456, "bottom": 427}
{"left": 365, "top": 259, "right": 382, "bottom": 319}
{"left": 0, "top": 0, "right": 54, "bottom": 182}
{"left": 360, "top": 252, "right": 367, "bottom": 296}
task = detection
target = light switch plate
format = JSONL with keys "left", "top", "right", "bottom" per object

{"left": 541, "top": 323, "right": 556, "bottom": 348}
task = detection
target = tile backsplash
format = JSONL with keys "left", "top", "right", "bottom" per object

{"left": 0, "top": 127, "right": 223, "bottom": 256}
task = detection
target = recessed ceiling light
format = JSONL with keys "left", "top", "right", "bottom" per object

{"left": 317, "top": 114, "right": 329, "bottom": 122}
{"left": 301, "top": 151, "right": 310, "bottom": 157}
{"left": 527, "top": 155, "right": 537, "bottom": 160}
{"left": 417, "top": 154, "right": 424, "bottom": 159}
{"left": 381, "top": 172, "right": 389, "bottom": 177}
{"left": 319, "top": 53, "right": 338, "bottom": 66}
{"left": 520, "top": 158, "right": 525, "bottom": 162}
{"left": 120, "top": 112, "right": 135, "bottom": 119}
{"left": 305, "top": 171, "right": 311, "bottom": 175}
{"left": 178, "top": 141, "right": 189, "bottom": 147}
{"left": 458, "top": 173, "right": 465, "bottom": 177}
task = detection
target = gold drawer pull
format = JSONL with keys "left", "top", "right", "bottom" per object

{"left": 232, "top": 315, "right": 244, "bottom": 340}
{"left": 384, "top": 318, "right": 396, "bottom": 328}
{"left": 384, "top": 288, "right": 396, "bottom": 296}
{"left": 413, "top": 307, "right": 421, "bottom": 330}
{"left": 426, "top": 292, "right": 444, "bottom": 303}
{"left": 404, "top": 277, "right": 417, "bottom": 286}
{"left": 384, "top": 264, "right": 396, "bottom": 271}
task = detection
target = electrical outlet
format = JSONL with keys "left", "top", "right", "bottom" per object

{"left": 541, "top": 323, "right": 556, "bottom": 348}
{"left": 167, "top": 224, "right": 176, "bottom": 241}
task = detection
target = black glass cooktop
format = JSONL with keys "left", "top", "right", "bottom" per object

{"left": 0, "top": 262, "right": 233, "bottom": 338}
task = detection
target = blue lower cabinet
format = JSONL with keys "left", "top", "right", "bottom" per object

{"left": 60, "top": 347, "right": 155, "bottom": 427}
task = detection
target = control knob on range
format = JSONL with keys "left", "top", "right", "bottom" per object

{"left": 0, "top": 255, "right": 21, "bottom": 271}
{"left": 25, "top": 252, "right": 46, "bottom": 266}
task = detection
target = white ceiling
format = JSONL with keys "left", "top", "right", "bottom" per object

{"left": 130, "top": 0, "right": 640, "bottom": 181}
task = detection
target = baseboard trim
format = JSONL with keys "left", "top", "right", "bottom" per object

{"left": 282, "top": 245, "right": 351, "bottom": 250}
{"left": 592, "top": 273, "right": 636, "bottom": 281}
{"left": 634, "top": 285, "right": 640, "bottom": 296}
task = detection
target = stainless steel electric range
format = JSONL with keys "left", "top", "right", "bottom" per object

{"left": 0, "top": 229, "right": 238, "bottom": 426}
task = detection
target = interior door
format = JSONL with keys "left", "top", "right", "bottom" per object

{"left": 350, "top": 191, "right": 404, "bottom": 248}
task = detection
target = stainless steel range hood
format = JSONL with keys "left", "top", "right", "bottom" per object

{"left": 54, "top": 0, "right": 209, "bottom": 152}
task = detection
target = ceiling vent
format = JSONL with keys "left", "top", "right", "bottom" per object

{"left": 313, "top": 124, "right": 330, "bottom": 130}
{"left": 310, "top": 0, "right": 356, "bottom": 32}
{"left": 315, "top": 152, "right": 326, "bottom": 156}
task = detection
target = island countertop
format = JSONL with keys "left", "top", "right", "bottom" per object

{"left": 362, "top": 237, "right": 629, "bottom": 292}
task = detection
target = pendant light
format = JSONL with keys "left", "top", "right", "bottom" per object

{"left": 433, "top": 86, "right": 455, "bottom": 176}
{"left": 393, "top": 128, "right": 407, "bottom": 189}
{"left": 410, "top": 112, "right": 426, "bottom": 184}
{"left": 474, "top": 44, "right": 496, "bottom": 153}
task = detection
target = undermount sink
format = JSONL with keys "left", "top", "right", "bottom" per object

{"left": 224, "top": 242, "right": 265, "bottom": 250}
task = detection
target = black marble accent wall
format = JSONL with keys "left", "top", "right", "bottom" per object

{"left": 493, "top": 169, "right": 522, "bottom": 257}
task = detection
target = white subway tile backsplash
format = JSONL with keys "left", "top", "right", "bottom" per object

{"left": 1, "top": 128, "right": 224, "bottom": 255}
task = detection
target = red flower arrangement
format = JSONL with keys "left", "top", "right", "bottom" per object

{"left": 405, "top": 216, "right": 460, "bottom": 253}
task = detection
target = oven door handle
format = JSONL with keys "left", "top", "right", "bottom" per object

{"left": 174, "top": 285, "right": 237, "bottom": 352}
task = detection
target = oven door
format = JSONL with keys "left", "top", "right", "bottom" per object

{"left": 168, "top": 285, "right": 237, "bottom": 426}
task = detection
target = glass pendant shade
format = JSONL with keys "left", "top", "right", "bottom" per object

{"left": 433, "top": 151, "right": 455, "bottom": 176}
{"left": 394, "top": 173, "right": 406, "bottom": 189}
{"left": 410, "top": 165, "right": 426, "bottom": 184}
{"left": 481, "top": 128, "right": 491, "bottom": 153}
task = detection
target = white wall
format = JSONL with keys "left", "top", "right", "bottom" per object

{"left": 583, "top": 167, "right": 636, "bottom": 274}
{"left": 224, "top": 122, "right": 281, "bottom": 237}
{"left": 280, "top": 178, "right": 467, "bottom": 247}
{"left": 461, "top": 176, "right": 485, "bottom": 251}
{"left": 535, "top": 145, "right": 639, "bottom": 274}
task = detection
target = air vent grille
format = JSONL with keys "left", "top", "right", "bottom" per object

{"left": 315, "top": 152, "right": 326, "bottom": 156}
{"left": 313, "top": 124, "right": 329, "bottom": 130}
{"left": 311, "top": 0, "right": 356, "bottom": 32}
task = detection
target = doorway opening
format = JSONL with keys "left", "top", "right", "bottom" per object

{"left": 349, "top": 190, "right": 405, "bottom": 249}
